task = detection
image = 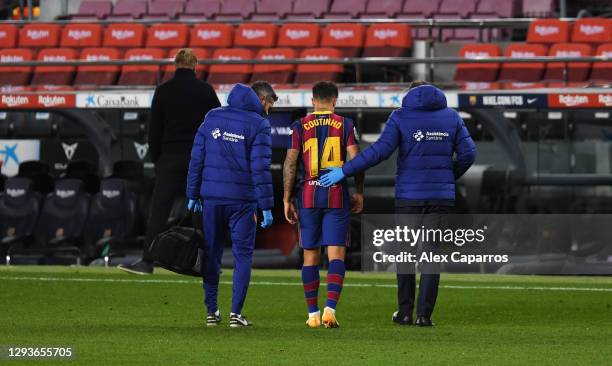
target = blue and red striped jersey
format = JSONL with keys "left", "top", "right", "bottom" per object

{"left": 290, "top": 111, "right": 358, "bottom": 209}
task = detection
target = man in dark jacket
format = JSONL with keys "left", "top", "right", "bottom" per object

{"left": 186, "top": 83, "right": 274, "bottom": 327}
{"left": 320, "top": 81, "right": 476, "bottom": 326}
{"left": 119, "top": 49, "right": 221, "bottom": 275}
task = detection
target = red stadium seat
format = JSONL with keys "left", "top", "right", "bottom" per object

{"left": 146, "top": 23, "right": 189, "bottom": 49}
{"left": 0, "top": 24, "right": 18, "bottom": 48}
{"left": 502, "top": 82, "right": 546, "bottom": 90}
{"left": 544, "top": 43, "right": 592, "bottom": 82}
{"left": 103, "top": 24, "right": 147, "bottom": 49}
{"left": 294, "top": 47, "right": 343, "bottom": 85}
{"left": 0, "top": 49, "right": 33, "bottom": 86}
{"left": 31, "top": 48, "right": 78, "bottom": 86}
{"left": 74, "top": 47, "right": 121, "bottom": 86}
{"left": 590, "top": 44, "right": 612, "bottom": 82}
{"left": 527, "top": 19, "right": 571, "bottom": 44}
{"left": 234, "top": 24, "right": 277, "bottom": 50}
{"left": 190, "top": 24, "right": 233, "bottom": 50}
{"left": 251, "top": 48, "right": 297, "bottom": 84}
{"left": 18, "top": 24, "right": 61, "bottom": 48}
{"left": 571, "top": 18, "right": 612, "bottom": 44}
{"left": 499, "top": 44, "right": 548, "bottom": 82}
{"left": 207, "top": 48, "right": 254, "bottom": 85}
{"left": 363, "top": 24, "right": 412, "bottom": 57}
{"left": 118, "top": 48, "right": 166, "bottom": 85}
{"left": 60, "top": 23, "right": 103, "bottom": 48}
{"left": 162, "top": 47, "right": 209, "bottom": 82}
{"left": 454, "top": 44, "right": 501, "bottom": 82}
{"left": 277, "top": 23, "right": 321, "bottom": 50}
{"left": 321, "top": 24, "right": 365, "bottom": 57}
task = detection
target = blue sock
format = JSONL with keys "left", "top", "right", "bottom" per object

{"left": 326, "top": 259, "right": 345, "bottom": 310}
{"left": 302, "top": 265, "right": 320, "bottom": 313}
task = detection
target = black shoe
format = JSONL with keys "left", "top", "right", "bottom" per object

{"left": 206, "top": 310, "right": 221, "bottom": 326}
{"left": 392, "top": 311, "right": 413, "bottom": 325}
{"left": 118, "top": 260, "right": 154, "bottom": 275}
{"left": 229, "top": 313, "right": 252, "bottom": 328}
{"left": 415, "top": 316, "right": 434, "bottom": 327}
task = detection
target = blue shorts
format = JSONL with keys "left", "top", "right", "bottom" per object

{"left": 298, "top": 208, "right": 351, "bottom": 249}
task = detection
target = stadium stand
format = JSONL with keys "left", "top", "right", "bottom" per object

{"left": 19, "top": 23, "right": 61, "bottom": 48}
{"left": 189, "top": 23, "right": 234, "bottom": 49}
{"left": 73, "top": 47, "right": 121, "bottom": 86}
{"left": 146, "top": 23, "right": 189, "bottom": 49}
{"left": 72, "top": 0, "right": 113, "bottom": 20}
{"left": 216, "top": 0, "right": 257, "bottom": 20}
{"left": 527, "top": 18, "right": 571, "bottom": 44}
{"left": 287, "top": 0, "right": 330, "bottom": 19}
{"left": 277, "top": 23, "right": 321, "bottom": 51}
{"left": 253, "top": 0, "right": 293, "bottom": 20}
{"left": 103, "top": 23, "right": 147, "bottom": 49}
{"left": 591, "top": 43, "right": 612, "bottom": 81}
{"left": 0, "top": 23, "right": 18, "bottom": 48}
{"left": 325, "top": 0, "right": 368, "bottom": 19}
{"left": 107, "top": 0, "right": 148, "bottom": 20}
{"left": 294, "top": 47, "right": 343, "bottom": 84}
{"left": 362, "top": 24, "right": 412, "bottom": 57}
{"left": 360, "top": 0, "right": 404, "bottom": 19}
{"left": 321, "top": 23, "right": 365, "bottom": 57}
{"left": 60, "top": 23, "right": 103, "bottom": 48}
{"left": 143, "top": 0, "right": 186, "bottom": 20}
{"left": 455, "top": 44, "right": 502, "bottom": 82}
{"left": 30, "top": 48, "right": 78, "bottom": 86}
{"left": 179, "top": 0, "right": 222, "bottom": 20}
{"left": 0, "top": 48, "right": 33, "bottom": 86}
{"left": 571, "top": 17, "right": 612, "bottom": 44}
{"left": 251, "top": 47, "right": 298, "bottom": 83}
{"left": 207, "top": 47, "right": 254, "bottom": 84}
{"left": 499, "top": 44, "right": 548, "bottom": 82}
{"left": 117, "top": 48, "right": 165, "bottom": 85}
{"left": 544, "top": 43, "right": 592, "bottom": 82}
{"left": 234, "top": 23, "right": 278, "bottom": 50}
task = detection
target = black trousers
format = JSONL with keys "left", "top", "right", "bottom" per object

{"left": 395, "top": 203, "right": 452, "bottom": 318}
{"left": 143, "top": 154, "right": 190, "bottom": 261}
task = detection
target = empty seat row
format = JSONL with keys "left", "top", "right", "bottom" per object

{"left": 0, "top": 23, "right": 411, "bottom": 55}
{"left": 72, "top": 0, "right": 525, "bottom": 20}
{"left": 527, "top": 18, "right": 612, "bottom": 45}
{"left": 455, "top": 43, "right": 612, "bottom": 83}
{"left": 0, "top": 46, "right": 350, "bottom": 87}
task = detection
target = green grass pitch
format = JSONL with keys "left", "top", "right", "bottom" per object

{"left": 1, "top": 266, "right": 611, "bottom": 365}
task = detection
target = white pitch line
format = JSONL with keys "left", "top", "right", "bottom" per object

{"left": 0, "top": 275, "right": 612, "bottom": 292}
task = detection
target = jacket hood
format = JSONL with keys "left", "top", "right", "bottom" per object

{"left": 402, "top": 85, "right": 447, "bottom": 111}
{"left": 227, "top": 83, "right": 264, "bottom": 114}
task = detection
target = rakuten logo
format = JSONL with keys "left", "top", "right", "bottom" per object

{"left": 102, "top": 190, "right": 121, "bottom": 199}
{"left": 112, "top": 29, "right": 135, "bottom": 40}
{"left": 534, "top": 25, "right": 559, "bottom": 36}
{"left": 0, "top": 55, "right": 24, "bottom": 62}
{"left": 26, "top": 29, "right": 50, "bottom": 40}
{"left": 68, "top": 29, "right": 92, "bottom": 40}
{"left": 558, "top": 94, "right": 589, "bottom": 106}
{"left": 86, "top": 54, "right": 111, "bottom": 61}
{"left": 554, "top": 50, "right": 583, "bottom": 57}
{"left": 464, "top": 51, "right": 491, "bottom": 58}
{"left": 598, "top": 94, "right": 612, "bottom": 107}
{"left": 286, "top": 29, "right": 309, "bottom": 40}
{"left": 1, "top": 95, "right": 29, "bottom": 107}
{"left": 0, "top": 31, "right": 6, "bottom": 38}
{"left": 154, "top": 30, "right": 178, "bottom": 40}
{"left": 305, "top": 55, "right": 329, "bottom": 60}
{"left": 261, "top": 54, "right": 286, "bottom": 60}
{"left": 242, "top": 29, "right": 266, "bottom": 39}
{"left": 510, "top": 51, "right": 537, "bottom": 58}
{"left": 329, "top": 29, "right": 354, "bottom": 40}
{"left": 38, "top": 95, "right": 66, "bottom": 107}
{"left": 129, "top": 54, "right": 154, "bottom": 61}
{"left": 197, "top": 29, "right": 221, "bottom": 40}
{"left": 6, "top": 188, "right": 25, "bottom": 198}
{"left": 218, "top": 55, "right": 243, "bottom": 60}
{"left": 43, "top": 55, "right": 67, "bottom": 62}
{"left": 373, "top": 29, "right": 398, "bottom": 40}
{"left": 579, "top": 24, "right": 604, "bottom": 35}
{"left": 56, "top": 189, "right": 76, "bottom": 199}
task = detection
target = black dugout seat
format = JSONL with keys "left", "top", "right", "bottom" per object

{"left": 64, "top": 160, "right": 100, "bottom": 195}
{"left": 17, "top": 161, "right": 54, "bottom": 195}
{"left": 84, "top": 178, "right": 141, "bottom": 261}
{"left": 0, "top": 178, "right": 42, "bottom": 259}
{"left": 8, "top": 179, "right": 90, "bottom": 265}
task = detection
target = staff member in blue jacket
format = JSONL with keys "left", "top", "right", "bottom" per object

{"left": 320, "top": 81, "right": 476, "bottom": 327}
{"left": 186, "top": 83, "right": 275, "bottom": 328}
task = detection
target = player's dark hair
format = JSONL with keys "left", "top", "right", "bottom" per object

{"left": 312, "top": 81, "right": 339, "bottom": 102}
{"left": 409, "top": 80, "right": 430, "bottom": 89}
{"left": 251, "top": 81, "right": 278, "bottom": 102}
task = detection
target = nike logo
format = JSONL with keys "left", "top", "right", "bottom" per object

{"left": 527, "top": 98, "right": 538, "bottom": 104}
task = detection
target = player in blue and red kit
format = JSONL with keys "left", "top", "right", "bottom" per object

{"left": 282, "top": 81, "right": 365, "bottom": 328}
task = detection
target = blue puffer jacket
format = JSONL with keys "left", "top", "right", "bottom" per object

{"left": 342, "top": 85, "right": 476, "bottom": 202}
{"left": 186, "top": 84, "right": 274, "bottom": 209}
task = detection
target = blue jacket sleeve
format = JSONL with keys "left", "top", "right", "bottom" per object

{"left": 250, "top": 118, "right": 274, "bottom": 210}
{"left": 342, "top": 112, "right": 401, "bottom": 177}
{"left": 453, "top": 114, "right": 477, "bottom": 179}
{"left": 186, "top": 122, "right": 206, "bottom": 200}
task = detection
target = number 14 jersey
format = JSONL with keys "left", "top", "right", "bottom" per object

{"left": 290, "top": 111, "right": 358, "bottom": 209}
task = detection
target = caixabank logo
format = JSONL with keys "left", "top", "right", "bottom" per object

{"left": 0, "top": 139, "right": 41, "bottom": 176}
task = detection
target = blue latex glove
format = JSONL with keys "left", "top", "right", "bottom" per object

{"left": 261, "top": 210, "right": 273, "bottom": 228}
{"left": 187, "top": 199, "right": 202, "bottom": 213}
{"left": 319, "top": 167, "right": 345, "bottom": 187}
